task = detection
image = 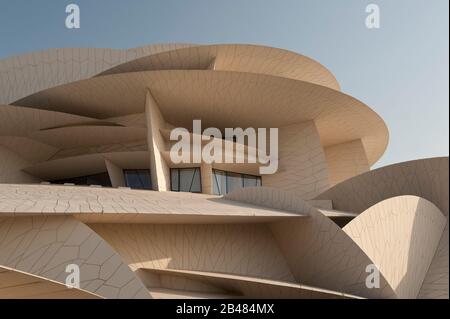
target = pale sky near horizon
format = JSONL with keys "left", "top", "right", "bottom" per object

{"left": 0, "top": 0, "right": 448, "bottom": 168}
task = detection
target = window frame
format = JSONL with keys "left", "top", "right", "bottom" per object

{"left": 123, "top": 169, "right": 152, "bottom": 190}
{"left": 212, "top": 169, "right": 262, "bottom": 195}
{"left": 170, "top": 167, "right": 203, "bottom": 193}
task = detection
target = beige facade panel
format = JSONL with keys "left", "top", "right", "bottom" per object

{"left": 105, "top": 159, "right": 126, "bottom": 188}
{"left": 324, "top": 139, "right": 370, "bottom": 186}
{"left": 0, "top": 184, "right": 302, "bottom": 222}
{"left": 29, "top": 126, "right": 147, "bottom": 149}
{"left": 0, "top": 145, "right": 41, "bottom": 184}
{"left": 0, "top": 105, "right": 149, "bottom": 181}
{"left": 145, "top": 90, "right": 171, "bottom": 191}
{"left": 316, "top": 157, "right": 449, "bottom": 299}
{"left": 0, "top": 265, "right": 101, "bottom": 299}
{"left": 226, "top": 187, "right": 336, "bottom": 213}
{"left": 79, "top": 213, "right": 299, "bottom": 225}
{"left": 139, "top": 268, "right": 360, "bottom": 299}
{"left": 418, "top": 223, "right": 449, "bottom": 299}
{"left": 226, "top": 187, "right": 395, "bottom": 298}
{"left": 1, "top": 43, "right": 336, "bottom": 106}
{"left": 105, "top": 113, "right": 147, "bottom": 128}
{"left": 137, "top": 268, "right": 240, "bottom": 299}
{"left": 200, "top": 163, "right": 213, "bottom": 195}
{"left": 0, "top": 216, "right": 150, "bottom": 299}
{"left": 0, "top": 48, "right": 123, "bottom": 104}
{"left": 14, "top": 70, "right": 388, "bottom": 165}
{"left": 262, "top": 122, "right": 330, "bottom": 199}
{"left": 127, "top": 43, "right": 196, "bottom": 58}
{"left": 90, "top": 223, "right": 297, "bottom": 283}
{"left": 0, "top": 44, "right": 194, "bottom": 104}
{"left": 98, "top": 44, "right": 341, "bottom": 90}
{"left": 0, "top": 104, "right": 98, "bottom": 136}
{"left": 343, "top": 196, "right": 446, "bottom": 299}
{"left": 305, "top": 199, "right": 333, "bottom": 210}
{"left": 0, "top": 136, "right": 57, "bottom": 163}
{"left": 271, "top": 214, "right": 397, "bottom": 298}
{"left": 316, "top": 157, "right": 449, "bottom": 216}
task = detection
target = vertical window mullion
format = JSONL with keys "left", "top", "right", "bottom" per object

{"left": 189, "top": 169, "right": 195, "bottom": 192}
{"left": 225, "top": 171, "right": 229, "bottom": 194}
{"left": 198, "top": 168, "right": 202, "bottom": 193}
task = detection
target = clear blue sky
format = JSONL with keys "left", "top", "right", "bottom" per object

{"left": 0, "top": 0, "right": 448, "bottom": 168}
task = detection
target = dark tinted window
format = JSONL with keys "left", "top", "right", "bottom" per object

{"left": 171, "top": 168, "right": 202, "bottom": 193}
{"left": 212, "top": 170, "right": 226, "bottom": 195}
{"left": 226, "top": 172, "right": 242, "bottom": 194}
{"left": 124, "top": 169, "right": 152, "bottom": 190}
{"left": 212, "top": 170, "right": 262, "bottom": 195}
{"left": 51, "top": 172, "right": 112, "bottom": 187}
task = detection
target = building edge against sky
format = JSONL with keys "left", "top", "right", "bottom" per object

{"left": 0, "top": 43, "right": 448, "bottom": 299}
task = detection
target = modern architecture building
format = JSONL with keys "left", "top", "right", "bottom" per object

{"left": 0, "top": 44, "right": 447, "bottom": 299}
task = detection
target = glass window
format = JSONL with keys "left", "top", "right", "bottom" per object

{"left": 124, "top": 169, "right": 152, "bottom": 190}
{"left": 137, "top": 170, "right": 152, "bottom": 189}
{"left": 171, "top": 168, "right": 202, "bottom": 193}
{"left": 243, "top": 174, "right": 257, "bottom": 187}
{"left": 212, "top": 170, "right": 262, "bottom": 195}
{"left": 171, "top": 169, "right": 179, "bottom": 192}
{"left": 213, "top": 170, "right": 226, "bottom": 195}
{"left": 226, "top": 172, "right": 242, "bottom": 194}
{"left": 179, "top": 169, "right": 194, "bottom": 192}
{"left": 190, "top": 168, "right": 202, "bottom": 193}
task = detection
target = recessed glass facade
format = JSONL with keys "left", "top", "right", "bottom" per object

{"left": 51, "top": 172, "right": 112, "bottom": 187}
{"left": 171, "top": 168, "right": 202, "bottom": 193}
{"left": 123, "top": 169, "right": 152, "bottom": 190}
{"left": 212, "top": 169, "right": 262, "bottom": 195}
